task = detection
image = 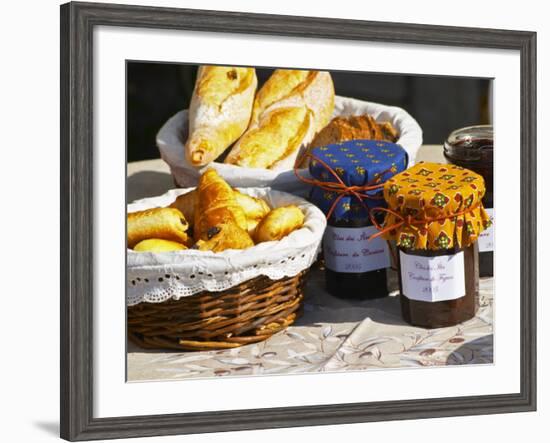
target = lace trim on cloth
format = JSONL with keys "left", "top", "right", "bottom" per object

{"left": 127, "top": 188, "right": 326, "bottom": 306}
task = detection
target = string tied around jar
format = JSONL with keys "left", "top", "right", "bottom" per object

{"left": 294, "top": 152, "right": 395, "bottom": 221}
{"left": 367, "top": 203, "right": 483, "bottom": 242}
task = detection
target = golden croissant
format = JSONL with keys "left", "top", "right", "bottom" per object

{"left": 254, "top": 205, "right": 305, "bottom": 243}
{"left": 169, "top": 188, "right": 270, "bottom": 233}
{"left": 233, "top": 190, "right": 271, "bottom": 235}
{"left": 169, "top": 190, "right": 197, "bottom": 223}
{"left": 193, "top": 169, "right": 253, "bottom": 251}
{"left": 193, "top": 222, "right": 254, "bottom": 252}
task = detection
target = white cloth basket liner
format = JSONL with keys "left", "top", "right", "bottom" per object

{"left": 127, "top": 188, "right": 327, "bottom": 306}
{"left": 156, "top": 95, "right": 423, "bottom": 194}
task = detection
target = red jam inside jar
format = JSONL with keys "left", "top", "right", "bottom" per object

{"left": 444, "top": 125, "right": 494, "bottom": 277}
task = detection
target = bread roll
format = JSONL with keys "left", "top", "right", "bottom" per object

{"left": 254, "top": 205, "right": 305, "bottom": 243}
{"left": 185, "top": 66, "right": 257, "bottom": 167}
{"left": 127, "top": 208, "right": 189, "bottom": 248}
{"left": 133, "top": 239, "right": 188, "bottom": 252}
{"left": 224, "top": 70, "right": 334, "bottom": 170}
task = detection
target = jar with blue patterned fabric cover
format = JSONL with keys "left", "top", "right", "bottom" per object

{"left": 308, "top": 139, "right": 408, "bottom": 299}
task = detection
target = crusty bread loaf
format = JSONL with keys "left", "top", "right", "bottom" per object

{"left": 296, "top": 114, "right": 399, "bottom": 167}
{"left": 185, "top": 66, "right": 257, "bottom": 167}
{"left": 224, "top": 70, "right": 334, "bottom": 170}
{"left": 310, "top": 114, "right": 398, "bottom": 147}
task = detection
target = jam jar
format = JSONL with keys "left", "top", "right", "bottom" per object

{"left": 379, "top": 162, "right": 491, "bottom": 328}
{"left": 397, "top": 243, "right": 479, "bottom": 328}
{"left": 307, "top": 140, "right": 408, "bottom": 300}
{"left": 324, "top": 212, "right": 389, "bottom": 299}
{"left": 444, "top": 125, "right": 494, "bottom": 277}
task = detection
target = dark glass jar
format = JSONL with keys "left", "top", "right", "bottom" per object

{"left": 324, "top": 213, "right": 389, "bottom": 299}
{"left": 398, "top": 243, "right": 479, "bottom": 328}
{"left": 444, "top": 125, "right": 494, "bottom": 277}
{"left": 306, "top": 139, "right": 408, "bottom": 300}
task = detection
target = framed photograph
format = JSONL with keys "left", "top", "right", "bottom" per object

{"left": 60, "top": 1, "right": 537, "bottom": 441}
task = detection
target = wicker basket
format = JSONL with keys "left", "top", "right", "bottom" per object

{"left": 127, "top": 187, "right": 325, "bottom": 352}
{"left": 157, "top": 96, "right": 423, "bottom": 193}
{"left": 128, "top": 271, "right": 308, "bottom": 351}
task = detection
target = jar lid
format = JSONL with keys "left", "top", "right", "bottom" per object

{"left": 380, "top": 162, "right": 491, "bottom": 250}
{"left": 308, "top": 139, "right": 408, "bottom": 221}
{"left": 444, "top": 125, "right": 493, "bottom": 163}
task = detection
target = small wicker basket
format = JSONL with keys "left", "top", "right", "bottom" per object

{"left": 127, "top": 187, "right": 326, "bottom": 352}
{"left": 128, "top": 271, "right": 308, "bottom": 351}
{"left": 157, "top": 96, "right": 423, "bottom": 193}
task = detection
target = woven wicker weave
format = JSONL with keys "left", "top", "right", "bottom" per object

{"left": 128, "top": 271, "right": 308, "bottom": 351}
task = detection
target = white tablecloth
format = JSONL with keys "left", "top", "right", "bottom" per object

{"left": 126, "top": 147, "right": 492, "bottom": 382}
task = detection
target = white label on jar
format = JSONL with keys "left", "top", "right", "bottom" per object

{"left": 323, "top": 226, "right": 391, "bottom": 273}
{"left": 478, "top": 208, "right": 494, "bottom": 252}
{"left": 400, "top": 251, "right": 465, "bottom": 302}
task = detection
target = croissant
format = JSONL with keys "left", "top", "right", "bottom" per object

{"left": 193, "top": 222, "right": 254, "bottom": 252}
{"left": 254, "top": 205, "right": 305, "bottom": 243}
{"left": 233, "top": 190, "right": 271, "bottom": 235}
{"left": 127, "top": 207, "right": 189, "bottom": 248}
{"left": 185, "top": 66, "right": 257, "bottom": 167}
{"left": 233, "top": 190, "right": 271, "bottom": 220}
{"left": 169, "top": 190, "right": 197, "bottom": 223}
{"left": 194, "top": 169, "right": 252, "bottom": 251}
{"left": 169, "top": 188, "right": 270, "bottom": 234}
{"left": 224, "top": 70, "right": 334, "bottom": 170}
{"left": 133, "top": 238, "right": 188, "bottom": 252}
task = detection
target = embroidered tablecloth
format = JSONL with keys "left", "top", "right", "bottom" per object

{"left": 126, "top": 149, "right": 493, "bottom": 382}
{"left": 127, "top": 265, "right": 493, "bottom": 381}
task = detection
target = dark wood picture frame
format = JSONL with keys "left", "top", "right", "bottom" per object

{"left": 60, "top": 1, "right": 537, "bottom": 441}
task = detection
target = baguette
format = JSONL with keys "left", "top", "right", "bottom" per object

{"left": 224, "top": 70, "right": 334, "bottom": 170}
{"left": 185, "top": 66, "right": 257, "bottom": 167}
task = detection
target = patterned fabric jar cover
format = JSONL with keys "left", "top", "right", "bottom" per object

{"left": 381, "top": 162, "right": 491, "bottom": 250}
{"left": 308, "top": 140, "right": 408, "bottom": 221}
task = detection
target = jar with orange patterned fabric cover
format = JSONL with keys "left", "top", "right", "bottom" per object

{"left": 377, "top": 162, "right": 491, "bottom": 328}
